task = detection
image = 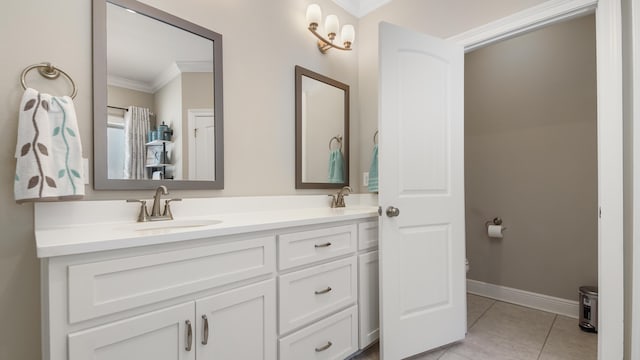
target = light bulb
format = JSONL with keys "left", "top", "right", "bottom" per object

{"left": 325, "top": 15, "right": 339, "bottom": 39}
{"left": 306, "top": 4, "right": 321, "bottom": 29}
{"left": 341, "top": 24, "right": 355, "bottom": 48}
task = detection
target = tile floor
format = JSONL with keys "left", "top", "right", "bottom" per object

{"left": 353, "top": 294, "right": 597, "bottom": 360}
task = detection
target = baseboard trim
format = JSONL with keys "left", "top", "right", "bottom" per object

{"left": 467, "top": 279, "right": 579, "bottom": 319}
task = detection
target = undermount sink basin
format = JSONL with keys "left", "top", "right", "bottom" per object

{"left": 120, "top": 219, "right": 222, "bottom": 232}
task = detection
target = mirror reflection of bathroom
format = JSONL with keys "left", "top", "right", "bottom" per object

{"left": 367, "top": 130, "right": 379, "bottom": 193}
{"left": 463, "top": 13, "right": 598, "bottom": 358}
{"left": 300, "top": 75, "right": 345, "bottom": 183}
{"left": 295, "top": 65, "right": 350, "bottom": 189}
{"left": 105, "top": 1, "right": 216, "bottom": 181}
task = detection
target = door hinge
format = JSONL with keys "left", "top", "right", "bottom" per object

{"left": 598, "top": 206, "right": 601, "bottom": 219}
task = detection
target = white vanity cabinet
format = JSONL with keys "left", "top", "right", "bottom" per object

{"left": 357, "top": 221, "right": 380, "bottom": 349}
{"left": 276, "top": 221, "right": 379, "bottom": 359}
{"left": 68, "top": 301, "right": 195, "bottom": 360}
{"left": 39, "top": 209, "right": 379, "bottom": 360}
{"left": 42, "top": 235, "right": 277, "bottom": 360}
{"left": 195, "top": 280, "right": 276, "bottom": 360}
{"left": 67, "top": 280, "right": 276, "bottom": 360}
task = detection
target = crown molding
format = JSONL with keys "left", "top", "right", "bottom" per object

{"left": 107, "top": 75, "right": 154, "bottom": 93}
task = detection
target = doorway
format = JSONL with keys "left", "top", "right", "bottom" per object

{"left": 463, "top": 13, "right": 598, "bottom": 359}
{"left": 187, "top": 109, "right": 215, "bottom": 180}
{"left": 450, "top": 2, "right": 623, "bottom": 358}
{"left": 374, "top": 1, "right": 622, "bottom": 359}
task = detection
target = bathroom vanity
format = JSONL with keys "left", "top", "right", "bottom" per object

{"left": 35, "top": 195, "right": 379, "bottom": 360}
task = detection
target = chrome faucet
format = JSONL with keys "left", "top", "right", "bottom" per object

{"left": 329, "top": 186, "right": 352, "bottom": 208}
{"left": 127, "top": 186, "right": 182, "bottom": 222}
{"left": 151, "top": 185, "right": 169, "bottom": 217}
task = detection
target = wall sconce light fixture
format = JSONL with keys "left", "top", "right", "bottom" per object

{"left": 306, "top": 4, "right": 355, "bottom": 54}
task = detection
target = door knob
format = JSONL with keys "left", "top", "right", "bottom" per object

{"left": 386, "top": 206, "right": 400, "bottom": 217}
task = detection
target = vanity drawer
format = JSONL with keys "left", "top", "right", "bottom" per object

{"left": 279, "top": 306, "right": 358, "bottom": 360}
{"left": 279, "top": 257, "right": 357, "bottom": 334}
{"left": 68, "top": 236, "right": 275, "bottom": 323}
{"left": 278, "top": 224, "right": 357, "bottom": 270}
{"left": 358, "top": 221, "right": 378, "bottom": 251}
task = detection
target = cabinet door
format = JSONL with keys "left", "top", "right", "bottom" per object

{"left": 358, "top": 251, "right": 379, "bottom": 349}
{"left": 196, "top": 279, "right": 276, "bottom": 360}
{"left": 358, "top": 221, "right": 378, "bottom": 251}
{"left": 68, "top": 302, "right": 195, "bottom": 360}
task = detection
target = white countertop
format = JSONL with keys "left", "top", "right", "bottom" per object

{"left": 34, "top": 195, "right": 378, "bottom": 258}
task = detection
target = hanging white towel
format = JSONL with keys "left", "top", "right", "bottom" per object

{"left": 14, "top": 88, "right": 84, "bottom": 203}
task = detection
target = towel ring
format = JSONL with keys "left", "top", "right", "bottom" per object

{"left": 373, "top": 130, "right": 378, "bottom": 145}
{"left": 21, "top": 62, "right": 78, "bottom": 99}
{"left": 329, "top": 135, "right": 343, "bottom": 150}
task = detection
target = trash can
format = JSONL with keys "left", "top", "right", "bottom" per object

{"left": 579, "top": 286, "right": 598, "bottom": 333}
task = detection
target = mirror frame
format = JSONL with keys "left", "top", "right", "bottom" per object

{"left": 295, "top": 65, "right": 350, "bottom": 189}
{"left": 93, "top": 0, "right": 224, "bottom": 190}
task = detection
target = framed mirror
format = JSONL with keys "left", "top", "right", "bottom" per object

{"left": 295, "top": 66, "right": 349, "bottom": 189}
{"left": 93, "top": 0, "right": 224, "bottom": 190}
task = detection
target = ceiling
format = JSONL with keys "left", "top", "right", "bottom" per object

{"left": 331, "top": 0, "right": 392, "bottom": 18}
{"left": 106, "top": 0, "right": 389, "bottom": 93}
{"left": 106, "top": 2, "right": 213, "bottom": 93}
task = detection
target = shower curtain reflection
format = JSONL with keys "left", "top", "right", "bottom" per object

{"left": 123, "top": 106, "right": 150, "bottom": 179}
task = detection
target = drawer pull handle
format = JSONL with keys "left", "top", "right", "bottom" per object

{"left": 315, "top": 341, "right": 333, "bottom": 352}
{"left": 185, "top": 320, "right": 193, "bottom": 351}
{"left": 315, "top": 242, "right": 332, "bottom": 248}
{"left": 202, "top": 315, "right": 209, "bottom": 345}
{"left": 315, "top": 286, "right": 332, "bottom": 295}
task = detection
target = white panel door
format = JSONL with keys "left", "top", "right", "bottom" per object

{"left": 378, "top": 22, "right": 466, "bottom": 359}
{"left": 187, "top": 110, "right": 215, "bottom": 180}
{"left": 68, "top": 302, "right": 195, "bottom": 360}
{"left": 196, "top": 279, "right": 277, "bottom": 360}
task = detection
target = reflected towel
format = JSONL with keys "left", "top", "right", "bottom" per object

{"left": 14, "top": 88, "right": 85, "bottom": 203}
{"left": 368, "top": 144, "right": 378, "bottom": 192}
{"left": 328, "top": 148, "right": 345, "bottom": 183}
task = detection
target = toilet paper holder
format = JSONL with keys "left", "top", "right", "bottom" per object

{"left": 485, "top": 217, "right": 507, "bottom": 231}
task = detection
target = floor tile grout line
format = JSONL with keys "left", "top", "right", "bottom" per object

{"left": 469, "top": 298, "right": 497, "bottom": 330}
{"left": 439, "top": 298, "right": 497, "bottom": 360}
{"left": 537, "top": 314, "right": 558, "bottom": 360}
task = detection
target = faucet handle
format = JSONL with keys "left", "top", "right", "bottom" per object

{"left": 127, "top": 199, "right": 150, "bottom": 222}
{"left": 328, "top": 194, "right": 338, "bottom": 208}
{"left": 163, "top": 198, "right": 182, "bottom": 219}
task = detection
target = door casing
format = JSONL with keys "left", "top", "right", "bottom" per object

{"left": 449, "top": 0, "right": 623, "bottom": 358}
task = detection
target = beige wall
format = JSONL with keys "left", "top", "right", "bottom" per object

{"left": 181, "top": 72, "right": 215, "bottom": 178}
{"left": 155, "top": 76, "right": 183, "bottom": 178}
{"left": 0, "top": 0, "right": 563, "bottom": 358}
{"left": 464, "top": 15, "right": 597, "bottom": 300}
{"left": 107, "top": 85, "right": 155, "bottom": 111}
{"left": 357, "top": 0, "right": 548, "bottom": 190}
{"left": 139, "top": 0, "right": 361, "bottom": 195}
{"left": 0, "top": 0, "right": 357, "bottom": 358}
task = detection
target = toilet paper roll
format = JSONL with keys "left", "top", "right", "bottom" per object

{"left": 488, "top": 224, "right": 504, "bottom": 238}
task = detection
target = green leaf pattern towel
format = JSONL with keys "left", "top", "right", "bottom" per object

{"left": 14, "top": 88, "right": 85, "bottom": 202}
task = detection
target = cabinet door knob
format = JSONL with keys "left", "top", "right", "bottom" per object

{"left": 201, "top": 315, "right": 209, "bottom": 345}
{"left": 185, "top": 320, "right": 193, "bottom": 351}
{"left": 386, "top": 206, "right": 400, "bottom": 217}
{"left": 315, "top": 341, "right": 333, "bottom": 352}
{"left": 314, "top": 286, "right": 332, "bottom": 295}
